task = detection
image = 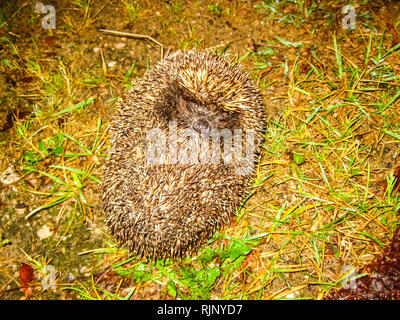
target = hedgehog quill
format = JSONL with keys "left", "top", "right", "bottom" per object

{"left": 102, "top": 50, "right": 266, "bottom": 259}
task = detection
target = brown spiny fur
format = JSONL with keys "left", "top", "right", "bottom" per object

{"left": 101, "top": 50, "right": 265, "bottom": 260}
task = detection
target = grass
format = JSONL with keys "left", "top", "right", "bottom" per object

{"left": 122, "top": 1, "right": 143, "bottom": 22}
{"left": 0, "top": 0, "right": 400, "bottom": 300}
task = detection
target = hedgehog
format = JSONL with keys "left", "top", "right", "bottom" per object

{"left": 101, "top": 50, "right": 265, "bottom": 260}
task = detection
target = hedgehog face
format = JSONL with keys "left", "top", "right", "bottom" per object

{"left": 178, "top": 97, "right": 236, "bottom": 135}
{"left": 162, "top": 88, "right": 239, "bottom": 135}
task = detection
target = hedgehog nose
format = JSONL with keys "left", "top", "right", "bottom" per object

{"left": 193, "top": 119, "right": 210, "bottom": 134}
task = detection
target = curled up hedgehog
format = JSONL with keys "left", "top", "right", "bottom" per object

{"left": 102, "top": 50, "right": 266, "bottom": 259}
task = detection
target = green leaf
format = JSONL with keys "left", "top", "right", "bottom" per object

{"left": 275, "top": 37, "right": 303, "bottom": 48}
{"left": 293, "top": 153, "right": 305, "bottom": 165}
{"left": 50, "top": 146, "right": 63, "bottom": 156}
{"left": 49, "top": 165, "right": 101, "bottom": 183}
{"left": 167, "top": 280, "right": 177, "bottom": 297}
{"left": 205, "top": 267, "right": 220, "bottom": 286}
{"left": 50, "top": 98, "right": 94, "bottom": 117}
{"left": 221, "top": 239, "right": 251, "bottom": 261}
{"left": 23, "top": 151, "right": 40, "bottom": 166}
{"left": 256, "top": 46, "right": 275, "bottom": 58}
{"left": 38, "top": 140, "right": 48, "bottom": 155}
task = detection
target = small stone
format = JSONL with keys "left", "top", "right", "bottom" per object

{"left": 15, "top": 207, "right": 26, "bottom": 215}
{"left": 80, "top": 266, "right": 88, "bottom": 273}
{"left": 114, "top": 42, "right": 126, "bottom": 49}
{"left": 0, "top": 167, "right": 20, "bottom": 185}
{"left": 37, "top": 225, "right": 52, "bottom": 240}
{"left": 107, "top": 61, "right": 117, "bottom": 68}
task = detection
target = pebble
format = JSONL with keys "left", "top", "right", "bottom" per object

{"left": 37, "top": 225, "right": 52, "bottom": 240}
{"left": 80, "top": 266, "right": 88, "bottom": 273}
{"left": 0, "top": 167, "right": 20, "bottom": 185}
{"left": 114, "top": 42, "right": 126, "bottom": 49}
{"left": 107, "top": 61, "right": 117, "bottom": 68}
{"left": 14, "top": 206, "right": 26, "bottom": 215}
{"left": 285, "top": 292, "right": 296, "bottom": 299}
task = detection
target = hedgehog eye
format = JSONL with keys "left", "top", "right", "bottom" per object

{"left": 217, "top": 110, "right": 238, "bottom": 130}
{"left": 218, "top": 109, "right": 233, "bottom": 121}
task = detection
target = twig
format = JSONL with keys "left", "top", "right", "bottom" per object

{"left": 99, "top": 29, "right": 164, "bottom": 59}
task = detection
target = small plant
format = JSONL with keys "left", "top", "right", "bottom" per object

{"left": 208, "top": 3, "right": 222, "bottom": 16}
{"left": 0, "top": 234, "right": 10, "bottom": 247}
{"left": 73, "top": 0, "right": 91, "bottom": 9}
{"left": 69, "top": 0, "right": 94, "bottom": 30}
{"left": 122, "top": 1, "right": 142, "bottom": 21}
{"left": 253, "top": 46, "right": 276, "bottom": 70}
{"left": 166, "top": 1, "right": 183, "bottom": 14}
